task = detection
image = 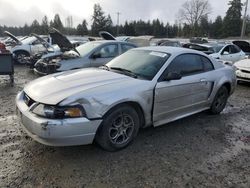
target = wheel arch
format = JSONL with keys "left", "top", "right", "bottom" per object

{"left": 13, "top": 49, "right": 30, "bottom": 56}
{"left": 102, "top": 101, "right": 146, "bottom": 128}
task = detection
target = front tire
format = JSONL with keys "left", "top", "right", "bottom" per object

{"left": 210, "top": 86, "right": 229, "bottom": 114}
{"left": 14, "top": 51, "right": 30, "bottom": 64}
{"left": 95, "top": 105, "right": 140, "bottom": 151}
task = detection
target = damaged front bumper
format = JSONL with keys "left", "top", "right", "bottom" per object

{"left": 34, "top": 61, "right": 61, "bottom": 76}
{"left": 16, "top": 91, "right": 102, "bottom": 146}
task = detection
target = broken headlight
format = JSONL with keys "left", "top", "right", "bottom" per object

{"left": 32, "top": 104, "right": 85, "bottom": 119}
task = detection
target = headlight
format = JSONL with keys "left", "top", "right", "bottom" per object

{"left": 32, "top": 104, "right": 85, "bottom": 119}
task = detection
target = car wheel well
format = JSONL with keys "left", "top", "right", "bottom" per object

{"left": 104, "top": 102, "right": 145, "bottom": 128}
{"left": 221, "top": 82, "right": 231, "bottom": 94}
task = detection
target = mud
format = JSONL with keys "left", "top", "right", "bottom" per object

{"left": 0, "top": 66, "right": 250, "bottom": 188}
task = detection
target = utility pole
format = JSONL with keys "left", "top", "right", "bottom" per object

{"left": 116, "top": 12, "right": 121, "bottom": 36}
{"left": 241, "top": 0, "right": 249, "bottom": 39}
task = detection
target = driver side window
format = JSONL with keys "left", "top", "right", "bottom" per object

{"left": 166, "top": 54, "right": 204, "bottom": 77}
{"left": 95, "top": 44, "right": 119, "bottom": 58}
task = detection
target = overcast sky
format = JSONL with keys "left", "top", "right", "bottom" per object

{"left": 0, "top": 0, "right": 246, "bottom": 27}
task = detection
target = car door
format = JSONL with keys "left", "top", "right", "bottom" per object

{"left": 153, "top": 54, "right": 215, "bottom": 127}
{"left": 90, "top": 43, "right": 119, "bottom": 67}
{"left": 30, "top": 39, "right": 46, "bottom": 55}
{"left": 220, "top": 45, "right": 233, "bottom": 61}
{"left": 230, "top": 44, "right": 244, "bottom": 62}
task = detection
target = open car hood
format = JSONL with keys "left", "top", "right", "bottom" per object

{"left": 31, "top": 33, "right": 53, "bottom": 50}
{"left": 49, "top": 28, "right": 74, "bottom": 52}
{"left": 99, "top": 31, "right": 116, "bottom": 40}
{"left": 4, "top": 31, "right": 22, "bottom": 45}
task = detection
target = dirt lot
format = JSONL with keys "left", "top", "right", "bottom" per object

{"left": 0, "top": 65, "right": 250, "bottom": 188}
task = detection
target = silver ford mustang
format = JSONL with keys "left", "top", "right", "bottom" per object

{"left": 16, "top": 47, "right": 237, "bottom": 151}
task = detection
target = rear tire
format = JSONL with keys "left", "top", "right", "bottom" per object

{"left": 210, "top": 86, "right": 229, "bottom": 114}
{"left": 95, "top": 104, "right": 140, "bottom": 151}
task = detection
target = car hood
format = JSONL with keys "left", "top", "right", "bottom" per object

{"left": 99, "top": 31, "right": 116, "bottom": 40}
{"left": 49, "top": 28, "right": 74, "bottom": 52}
{"left": 31, "top": 33, "right": 53, "bottom": 50}
{"left": 24, "top": 68, "right": 135, "bottom": 105}
{"left": 4, "top": 31, "right": 22, "bottom": 45}
{"left": 234, "top": 59, "right": 250, "bottom": 69}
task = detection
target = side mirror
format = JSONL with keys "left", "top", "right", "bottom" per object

{"left": 164, "top": 72, "right": 182, "bottom": 81}
{"left": 91, "top": 53, "right": 101, "bottom": 59}
{"left": 222, "top": 51, "right": 229, "bottom": 55}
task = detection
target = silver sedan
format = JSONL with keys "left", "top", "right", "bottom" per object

{"left": 16, "top": 47, "right": 237, "bottom": 151}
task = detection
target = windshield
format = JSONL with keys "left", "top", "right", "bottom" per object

{"left": 76, "top": 41, "right": 102, "bottom": 57}
{"left": 213, "top": 45, "right": 224, "bottom": 53}
{"left": 106, "top": 50, "right": 170, "bottom": 80}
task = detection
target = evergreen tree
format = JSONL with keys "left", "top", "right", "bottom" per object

{"left": 41, "top": 16, "right": 49, "bottom": 34}
{"left": 91, "top": 4, "right": 110, "bottom": 36}
{"left": 52, "top": 14, "right": 64, "bottom": 32}
{"left": 223, "top": 0, "right": 242, "bottom": 37}
{"left": 30, "top": 19, "right": 40, "bottom": 34}
{"left": 211, "top": 16, "right": 223, "bottom": 38}
{"left": 76, "top": 19, "right": 88, "bottom": 36}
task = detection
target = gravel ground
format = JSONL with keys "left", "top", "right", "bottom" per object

{"left": 0, "top": 65, "right": 250, "bottom": 188}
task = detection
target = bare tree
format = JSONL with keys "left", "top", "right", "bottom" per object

{"left": 178, "top": 0, "right": 212, "bottom": 27}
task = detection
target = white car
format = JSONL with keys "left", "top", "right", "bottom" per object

{"left": 207, "top": 43, "right": 245, "bottom": 63}
{"left": 4, "top": 31, "right": 51, "bottom": 64}
{"left": 235, "top": 58, "right": 250, "bottom": 82}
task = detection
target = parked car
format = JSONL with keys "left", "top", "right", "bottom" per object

{"left": 234, "top": 58, "right": 250, "bottom": 82}
{"left": 27, "top": 30, "right": 86, "bottom": 68}
{"left": 4, "top": 31, "right": 51, "bottom": 64}
{"left": 232, "top": 40, "right": 250, "bottom": 55}
{"left": 16, "top": 46, "right": 236, "bottom": 151}
{"left": 197, "top": 43, "right": 245, "bottom": 63}
{"left": 34, "top": 39, "right": 137, "bottom": 75}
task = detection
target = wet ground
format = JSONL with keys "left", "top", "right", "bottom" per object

{"left": 0, "top": 65, "right": 250, "bottom": 188}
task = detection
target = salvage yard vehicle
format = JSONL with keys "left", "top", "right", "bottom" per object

{"left": 16, "top": 47, "right": 237, "bottom": 151}
{"left": 206, "top": 43, "right": 245, "bottom": 63}
{"left": 232, "top": 40, "right": 250, "bottom": 55}
{"left": 4, "top": 31, "right": 51, "bottom": 64}
{"left": 234, "top": 58, "right": 250, "bottom": 82}
{"left": 34, "top": 40, "right": 137, "bottom": 75}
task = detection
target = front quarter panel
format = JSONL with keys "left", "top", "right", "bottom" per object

{"left": 59, "top": 80, "right": 155, "bottom": 126}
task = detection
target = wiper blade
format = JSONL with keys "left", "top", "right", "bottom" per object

{"left": 110, "top": 67, "right": 138, "bottom": 78}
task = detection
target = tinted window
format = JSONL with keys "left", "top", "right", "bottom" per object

{"left": 166, "top": 54, "right": 204, "bottom": 76}
{"left": 97, "top": 44, "right": 119, "bottom": 58}
{"left": 200, "top": 56, "right": 214, "bottom": 71}
{"left": 121, "top": 44, "right": 135, "bottom": 53}
{"left": 222, "top": 46, "right": 230, "bottom": 54}
{"left": 230, "top": 45, "right": 240, "bottom": 53}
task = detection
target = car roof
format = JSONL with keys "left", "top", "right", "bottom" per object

{"left": 134, "top": 46, "right": 209, "bottom": 56}
{"left": 90, "top": 40, "right": 136, "bottom": 46}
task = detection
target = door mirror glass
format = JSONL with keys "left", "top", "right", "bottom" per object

{"left": 165, "top": 72, "right": 182, "bottom": 81}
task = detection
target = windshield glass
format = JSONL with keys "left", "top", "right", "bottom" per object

{"left": 76, "top": 41, "right": 102, "bottom": 57}
{"left": 106, "top": 50, "right": 170, "bottom": 80}
{"left": 213, "top": 45, "right": 224, "bottom": 53}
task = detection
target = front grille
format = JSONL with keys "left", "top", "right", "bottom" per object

{"left": 23, "top": 93, "right": 35, "bottom": 107}
{"left": 241, "top": 69, "right": 250, "bottom": 74}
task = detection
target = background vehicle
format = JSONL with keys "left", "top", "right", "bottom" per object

{"left": 34, "top": 40, "right": 137, "bottom": 75}
{"left": 16, "top": 47, "right": 236, "bottom": 151}
{"left": 208, "top": 43, "right": 245, "bottom": 63}
{"left": 4, "top": 31, "right": 51, "bottom": 64}
{"left": 234, "top": 58, "right": 250, "bottom": 82}
{"left": 232, "top": 40, "right": 250, "bottom": 55}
